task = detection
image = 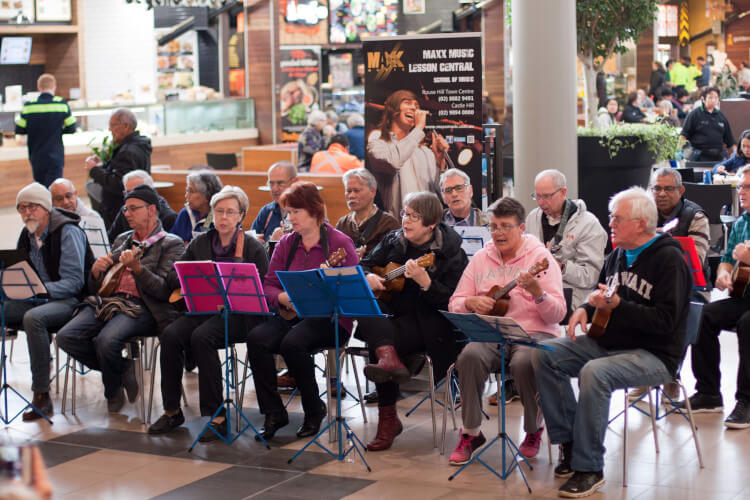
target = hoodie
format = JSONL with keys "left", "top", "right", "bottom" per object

{"left": 582, "top": 233, "right": 692, "bottom": 375}
{"left": 449, "top": 234, "right": 566, "bottom": 336}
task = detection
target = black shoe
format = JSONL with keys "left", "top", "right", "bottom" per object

{"left": 554, "top": 441, "right": 574, "bottom": 478}
{"left": 558, "top": 470, "right": 605, "bottom": 498}
{"left": 673, "top": 392, "right": 723, "bottom": 413}
{"left": 199, "top": 418, "right": 228, "bottom": 442}
{"left": 123, "top": 361, "right": 140, "bottom": 404}
{"left": 148, "top": 409, "right": 185, "bottom": 434}
{"left": 255, "top": 410, "right": 289, "bottom": 441}
{"left": 107, "top": 389, "right": 125, "bottom": 413}
{"left": 725, "top": 399, "right": 750, "bottom": 429}
{"left": 364, "top": 390, "right": 379, "bottom": 405}
{"left": 296, "top": 404, "right": 327, "bottom": 438}
{"left": 329, "top": 379, "right": 347, "bottom": 400}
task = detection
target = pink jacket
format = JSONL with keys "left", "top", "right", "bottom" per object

{"left": 449, "top": 234, "right": 565, "bottom": 336}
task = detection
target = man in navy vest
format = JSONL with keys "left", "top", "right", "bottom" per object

{"left": 11, "top": 182, "right": 91, "bottom": 421}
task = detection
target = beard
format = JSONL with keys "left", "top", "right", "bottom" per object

{"left": 24, "top": 218, "right": 40, "bottom": 234}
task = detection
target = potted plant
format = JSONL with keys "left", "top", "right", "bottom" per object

{"left": 578, "top": 123, "right": 683, "bottom": 230}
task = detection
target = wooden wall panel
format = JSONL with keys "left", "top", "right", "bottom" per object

{"left": 44, "top": 34, "right": 80, "bottom": 99}
{"left": 727, "top": 12, "right": 750, "bottom": 65}
{"left": 483, "top": 1, "right": 504, "bottom": 123}
{"left": 637, "top": 26, "right": 654, "bottom": 92}
{"left": 247, "top": 2, "right": 278, "bottom": 144}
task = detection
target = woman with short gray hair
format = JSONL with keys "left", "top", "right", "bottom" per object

{"left": 169, "top": 170, "right": 223, "bottom": 243}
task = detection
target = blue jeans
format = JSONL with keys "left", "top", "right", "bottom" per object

{"left": 56, "top": 301, "right": 156, "bottom": 399}
{"left": 532, "top": 335, "right": 671, "bottom": 472}
{"left": 4, "top": 298, "right": 78, "bottom": 393}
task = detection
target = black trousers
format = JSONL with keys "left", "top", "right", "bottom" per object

{"left": 356, "top": 312, "right": 428, "bottom": 407}
{"left": 159, "top": 313, "right": 256, "bottom": 416}
{"left": 246, "top": 316, "right": 348, "bottom": 416}
{"left": 692, "top": 296, "right": 750, "bottom": 403}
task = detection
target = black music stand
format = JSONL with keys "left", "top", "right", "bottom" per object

{"left": 177, "top": 262, "right": 273, "bottom": 451}
{"left": 441, "top": 311, "right": 554, "bottom": 492}
{"left": 278, "top": 266, "right": 382, "bottom": 471}
{"left": 0, "top": 251, "right": 52, "bottom": 424}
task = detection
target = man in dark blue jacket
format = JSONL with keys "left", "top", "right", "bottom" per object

{"left": 14, "top": 74, "right": 77, "bottom": 187}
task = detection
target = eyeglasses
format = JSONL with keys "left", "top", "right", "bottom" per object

{"left": 490, "top": 223, "right": 520, "bottom": 233}
{"left": 609, "top": 215, "right": 638, "bottom": 225}
{"left": 650, "top": 186, "right": 680, "bottom": 193}
{"left": 531, "top": 188, "right": 562, "bottom": 201}
{"left": 442, "top": 184, "right": 468, "bottom": 195}
{"left": 122, "top": 204, "right": 147, "bottom": 213}
{"left": 400, "top": 210, "right": 423, "bottom": 222}
{"left": 17, "top": 203, "right": 41, "bottom": 214}
{"left": 737, "top": 184, "right": 750, "bottom": 192}
{"left": 214, "top": 208, "right": 241, "bottom": 217}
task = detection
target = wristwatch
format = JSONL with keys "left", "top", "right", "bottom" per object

{"left": 533, "top": 291, "right": 548, "bottom": 304}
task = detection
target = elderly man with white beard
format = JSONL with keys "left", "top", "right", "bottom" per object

{"left": 10, "top": 182, "right": 92, "bottom": 421}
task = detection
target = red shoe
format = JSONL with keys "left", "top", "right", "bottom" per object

{"left": 519, "top": 427, "right": 544, "bottom": 458}
{"left": 366, "top": 404, "right": 403, "bottom": 451}
{"left": 364, "top": 346, "right": 410, "bottom": 384}
{"left": 449, "top": 430, "right": 486, "bottom": 465}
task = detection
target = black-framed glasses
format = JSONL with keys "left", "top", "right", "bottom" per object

{"left": 650, "top": 186, "right": 679, "bottom": 193}
{"left": 442, "top": 184, "right": 468, "bottom": 195}
{"left": 400, "top": 209, "right": 423, "bottom": 222}
{"left": 531, "top": 188, "right": 562, "bottom": 201}
{"left": 737, "top": 184, "right": 750, "bottom": 192}
{"left": 122, "top": 204, "right": 147, "bottom": 213}
{"left": 17, "top": 203, "right": 41, "bottom": 214}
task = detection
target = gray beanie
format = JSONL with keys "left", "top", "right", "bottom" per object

{"left": 16, "top": 182, "right": 51, "bottom": 212}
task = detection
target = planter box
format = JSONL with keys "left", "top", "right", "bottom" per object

{"left": 578, "top": 135, "right": 655, "bottom": 232}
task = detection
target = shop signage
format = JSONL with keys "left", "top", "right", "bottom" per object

{"left": 363, "top": 33, "right": 483, "bottom": 207}
{"left": 679, "top": 2, "right": 690, "bottom": 47}
{"left": 279, "top": 0, "right": 329, "bottom": 45}
{"left": 330, "top": 0, "right": 399, "bottom": 44}
{"left": 280, "top": 45, "right": 322, "bottom": 140}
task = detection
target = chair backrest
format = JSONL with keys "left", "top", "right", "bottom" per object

{"left": 206, "top": 152, "right": 238, "bottom": 170}
{"left": 685, "top": 160, "right": 718, "bottom": 170}
{"left": 682, "top": 182, "right": 733, "bottom": 224}
{"left": 675, "top": 167, "right": 697, "bottom": 183}
{"left": 85, "top": 181, "right": 104, "bottom": 214}
{"left": 684, "top": 301, "right": 704, "bottom": 348}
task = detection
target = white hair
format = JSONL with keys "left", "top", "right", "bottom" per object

{"left": 650, "top": 167, "right": 682, "bottom": 187}
{"left": 534, "top": 169, "right": 567, "bottom": 189}
{"left": 347, "top": 113, "right": 364, "bottom": 128}
{"left": 122, "top": 169, "right": 154, "bottom": 187}
{"left": 307, "top": 110, "right": 327, "bottom": 127}
{"left": 609, "top": 186, "right": 657, "bottom": 235}
{"left": 439, "top": 168, "right": 470, "bottom": 189}
{"left": 342, "top": 168, "right": 377, "bottom": 190}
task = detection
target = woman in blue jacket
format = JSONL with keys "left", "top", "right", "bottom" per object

{"left": 714, "top": 129, "right": 750, "bottom": 175}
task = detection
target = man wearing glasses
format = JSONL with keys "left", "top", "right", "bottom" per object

{"left": 525, "top": 169, "right": 607, "bottom": 312}
{"left": 675, "top": 165, "right": 750, "bottom": 428}
{"left": 10, "top": 182, "right": 92, "bottom": 421}
{"left": 251, "top": 161, "right": 298, "bottom": 242}
{"left": 56, "top": 185, "right": 183, "bottom": 413}
{"left": 440, "top": 169, "right": 488, "bottom": 227}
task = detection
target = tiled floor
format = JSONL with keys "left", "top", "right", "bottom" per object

{"left": 1, "top": 205, "right": 750, "bottom": 499}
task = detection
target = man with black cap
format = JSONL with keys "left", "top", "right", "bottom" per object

{"left": 10, "top": 182, "right": 92, "bottom": 421}
{"left": 56, "top": 184, "right": 183, "bottom": 413}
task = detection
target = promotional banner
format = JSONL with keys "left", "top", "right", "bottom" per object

{"left": 363, "top": 33, "right": 483, "bottom": 213}
{"left": 280, "top": 45, "right": 322, "bottom": 141}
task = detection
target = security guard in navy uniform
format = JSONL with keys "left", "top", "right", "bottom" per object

{"left": 14, "top": 73, "right": 77, "bottom": 187}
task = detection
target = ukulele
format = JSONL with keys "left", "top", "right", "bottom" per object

{"left": 278, "top": 247, "right": 347, "bottom": 320}
{"left": 98, "top": 245, "right": 143, "bottom": 297}
{"left": 485, "top": 258, "right": 549, "bottom": 316}
{"left": 587, "top": 283, "right": 618, "bottom": 339}
{"left": 371, "top": 252, "right": 435, "bottom": 302}
{"left": 730, "top": 262, "right": 750, "bottom": 299}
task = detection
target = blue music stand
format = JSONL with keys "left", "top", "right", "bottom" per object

{"left": 0, "top": 253, "right": 52, "bottom": 424}
{"left": 278, "top": 265, "right": 382, "bottom": 472}
{"left": 178, "top": 262, "right": 273, "bottom": 451}
{"left": 441, "top": 311, "right": 554, "bottom": 492}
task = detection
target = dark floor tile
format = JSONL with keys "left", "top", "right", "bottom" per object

{"left": 49, "top": 427, "right": 192, "bottom": 457}
{"left": 264, "top": 473, "right": 374, "bottom": 500}
{"left": 36, "top": 441, "right": 98, "bottom": 467}
{"left": 150, "top": 465, "right": 300, "bottom": 500}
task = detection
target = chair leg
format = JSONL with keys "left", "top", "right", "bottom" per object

{"left": 623, "top": 388, "right": 628, "bottom": 487}
{"left": 238, "top": 349, "right": 250, "bottom": 412}
{"left": 9, "top": 337, "right": 14, "bottom": 363}
{"left": 679, "top": 380, "right": 705, "bottom": 468}
{"left": 349, "top": 353, "right": 367, "bottom": 423}
{"left": 54, "top": 336, "right": 59, "bottom": 395}
{"left": 147, "top": 340, "right": 161, "bottom": 425}
{"left": 72, "top": 357, "right": 77, "bottom": 415}
{"left": 61, "top": 355, "right": 70, "bottom": 413}
{"left": 324, "top": 350, "right": 335, "bottom": 444}
{"left": 647, "top": 387, "right": 659, "bottom": 454}
{"left": 546, "top": 427, "right": 553, "bottom": 464}
{"left": 425, "top": 355, "right": 437, "bottom": 449}
{"left": 440, "top": 364, "right": 455, "bottom": 456}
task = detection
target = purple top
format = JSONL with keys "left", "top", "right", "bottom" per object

{"left": 265, "top": 222, "right": 359, "bottom": 330}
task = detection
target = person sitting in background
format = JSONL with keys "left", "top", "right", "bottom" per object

{"left": 251, "top": 161, "right": 298, "bottom": 242}
{"left": 56, "top": 185, "right": 183, "bottom": 413}
{"left": 658, "top": 100, "right": 680, "bottom": 127}
{"left": 107, "top": 170, "right": 177, "bottom": 243}
{"left": 169, "top": 170, "right": 223, "bottom": 243}
{"left": 326, "top": 109, "right": 347, "bottom": 134}
{"left": 336, "top": 168, "right": 400, "bottom": 259}
{"left": 9, "top": 183, "right": 92, "bottom": 421}
{"left": 344, "top": 113, "right": 365, "bottom": 160}
{"left": 440, "top": 168, "right": 488, "bottom": 227}
{"left": 297, "top": 110, "right": 327, "bottom": 172}
{"left": 149, "top": 186, "right": 268, "bottom": 439}
{"left": 595, "top": 97, "right": 618, "bottom": 129}
{"left": 681, "top": 85, "right": 736, "bottom": 162}
{"left": 85, "top": 108, "right": 151, "bottom": 227}
{"left": 671, "top": 86, "right": 692, "bottom": 119}
{"left": 49, "top": 178, "right": 109, "bottom": 258}
{"left": 714, "top": 129, "right": 750, "bottom": 175}
{"left": 310, "top": 135, "right": 361, "bottom": 174}
{"left": 636, "top": 89, "right": 654, "bottom": 109}
{"left": 622, "top": 92, "right": 647, "bottom": 123}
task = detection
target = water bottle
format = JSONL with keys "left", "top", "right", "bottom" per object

{"left": 703, "top": 170, "right": 712, "bottom": 184}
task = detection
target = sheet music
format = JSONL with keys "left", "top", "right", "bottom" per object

{"left": 1, "top": 261, "right": 47, "bottom": 300}
{"left": 474, "top": 313, "right": 533, "bottom": 341}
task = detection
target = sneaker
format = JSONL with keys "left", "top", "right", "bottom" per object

{"left": 489, "top": 380, "right": 520, "bottom": 406}
{"left": 107, "top": 389, "right": 125, "bottom": 413}
{"left": 558, "top": 470, "right": 605, "bottom": 498}
{"left": 448, "top": 431, "right": 486, "bottom": 465}
{"left": 725, "top": 400, "right": 750, "bottom": 429}
{"left": 148, "top": 409, "right": 185, "bottom": 434}
{"left": 554, "top": 441, "right": 574, "bottom": 478}
{"left": 519, "top": 427, "right": 543, "bottom": 458}
{"left": 627, "top": 386, "right": 648, "bottom": 401}
{"left": 673, "top": 392, "right": 723, "bottom": 413}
